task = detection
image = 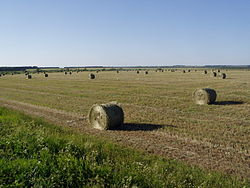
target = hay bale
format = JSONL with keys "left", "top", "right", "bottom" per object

{"left": 89, "top": 73, "right": 95, "bottom": 79}
{"left": 27, "top": 75, "right": 32, "bottom": 79}
{"left": 145, "top": 71, "right": 148, "bottom": 74}
{"left": 117, "top": 70, "right": 119, "bottom": 73}
{"left": 218, "top": 70, "right": 220, "bottom": 73}
{"left": 69, "top": 72, "right": 72, "bottom": 75}
{"left": 188, "top": 69, "right": 191, "bottom": 72}
{"left": 45, "top": 73, "right": 48, "bottom": 77}
{"left": 221, "top": 73, "right": 226, "bottom": 79}
{"left": 193, "top": 88, "right": 217, "bottom": 105}
{"left": 204, "top": 70, "right": 207, "bottom": 74}
{"left": 182, "top": 70, "right": 186, "bottom": 73}
{"left": 212, "top": 72, "right": 217, "bottom": 77}
{"left": 65, "top": 72, "right": 67, "bottom": 75}
{"left": 136, "top": 71, "right": 139, "bottom": 74}
{"left": 88, "top": 103, "right": 124, "bottom": 130}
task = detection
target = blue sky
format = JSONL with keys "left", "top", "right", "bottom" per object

{"left": 0, "top": 0, "right": 250, "bottom": 67}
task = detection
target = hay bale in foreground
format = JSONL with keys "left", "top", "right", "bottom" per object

{"left": 89, "top": 73, "right": 95, "bottom": 79}
{"left": 44, "top": 73, "right": 48, "bottom": 77}
{"left": 88, "top": 103, "right": 124, "bottom": 130}
{"left": 193, "top": 88, "right": 217, "bottom": 105}
{"left": 27, "top": 75, "right": 32, "bottom": 79}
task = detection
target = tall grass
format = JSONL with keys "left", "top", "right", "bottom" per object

{"left": 0, "top": 107, "right": 248, "bottom": 187}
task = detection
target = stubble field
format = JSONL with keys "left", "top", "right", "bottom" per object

{"left": 0, "top": 69, "right": 249, "bottom": 180}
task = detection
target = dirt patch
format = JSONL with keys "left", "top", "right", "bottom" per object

{"left": 0, "top": 98, "right": 249, "bottom": 180}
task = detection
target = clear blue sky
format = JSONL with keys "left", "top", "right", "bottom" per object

{"left": 1, "top": 0, "right": 250, "bottom": 67}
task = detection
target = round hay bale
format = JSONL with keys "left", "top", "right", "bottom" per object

{"left": 69, "top": 72, "right": 72, "bottom": 75}
{"left": 182, "top": 70, "right": 186, "bottom": 73}
{"left": 88, "top": 103, "right": 124, "bottom": 130}
{"left": 212, "top": 72, "right": 217, "bottom": 77}
{"left": 136, "top": 71, "right": 139, "bottom": 74}
{"left": 89, "top": 73, "right": 95, "bottom": 79}
{"left": 117, "top": 70, "right": 119, "bottom": 73}
{"left": 204, "top": 70, "right": 207, "bottom": 74}
{"left": 188, "top": 69, "right": 191, "bottom": 72}
{"left": 27, "top": 75, "right": 32, "bottom": 79}
{"left": 218, "top": 70, "right": 220, "bottom": 73}
{"left": 45, "top": 73, "right": 48, "bottom": 77}
{"left": 221, "top": 73, "right": 226, "bottom": 79}
{"left": 65, "top": 72, "right": 67, "bottom": 75}
{"left": 145, "top": 71, "right": 148, "bottom": 74}
{"left": 193, "top": 88, "right": 217, "bottom": 105}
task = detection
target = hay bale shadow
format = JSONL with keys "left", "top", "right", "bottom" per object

{"left": 113, "top": 123, "right": 176, "bottom": 131}
{"left": 214, "top": 101, "right": 244, "bottom": 105}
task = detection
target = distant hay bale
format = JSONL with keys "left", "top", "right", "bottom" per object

{"left": 212, "top": 72, "right": 217, "bottom": 77}
{"left": 136, "top": 71, "right": 139, "bottom": 74}
{"left": 145, "top": 71, "right": 148, "bottom": 74}
{"left": 45, "top": 73, "right": 48, "bottom": 77}
{"left": 96, "top": 70, "right": 99, "bottom": 73}
{"left": 171, "top": 69, "right": 175, "bottom": 72}
{"left": 218, "top": 70, "right": 220, "bottom": 73}
{"left": 188, "top": 70, "right": 191, "bottom": 72}
{"left": 89, "top": 73, "right": 95, "bottom": 79}
{"left": 69, "top": 72, "right": 72, "bottom": 75}
{"left": 221, "top": 73, "right": 226, "bottom": 79}
{"left": 193, "top": 88, "right": 217, "bottom": 105}
{"left": 65, "top": 72, "right": 67, "bottom": 75}
{"left": 182, "top": 70, "right": 186, "bottom": 73}
{"left": 88, "top": 102, "right": 124, "bottom": 130}
{"left": 117, "top": 70, "right": 119, "bottom": 73}
{"left": 27, "top": 75, "right": 32, "bottom": 79}
{"left": 204, "top": 70, "right": 207, "bottom": 74}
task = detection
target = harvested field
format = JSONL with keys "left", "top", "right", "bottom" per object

{"left": 0, "top": 69, "right": 249, "bottom": 179}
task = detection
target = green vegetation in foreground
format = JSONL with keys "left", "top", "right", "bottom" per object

{"left": 0, "top": 107, "right": 248, "bottom": 187}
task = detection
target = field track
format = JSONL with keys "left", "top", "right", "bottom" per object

{"left": 1, "top": 98, "right": 249, "bottom": 179}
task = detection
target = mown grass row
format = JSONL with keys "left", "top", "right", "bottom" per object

{"left": 0, "top": 107, "right": 248, "bottom": 187}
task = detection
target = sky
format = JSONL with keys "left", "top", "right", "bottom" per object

{"left": 0, "top": 0, "right": 250, "bottom": 67}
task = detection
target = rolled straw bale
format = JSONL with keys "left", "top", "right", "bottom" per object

{"left": 27, "top": 75, "right": 32, "bottom": 79}
{"left": 44, "top": 73, "right": 48, "bottom": 77}
{"left": 183, "top": 70, "right": 186, "bottom": 73}
{"left": 89, "top": 73, "right": 95, "bottom": 79}
{"left": 136, "top": 71, "right": 139, "bottom": 74}
{"left": 204, "top": 70, "right": 207, "bottom": 74}
{"left": 88, "top": 102, "right": 124, "bottom": 130}
{"left": 212, "top": 72, "right": 217, "bottom": 77}
{"left": 145, "top": 71, "right": 148, "bottom": 74}
{"left": 117, "top": 70, "right": 119, "bottom": 73}
{"left": 69, "top": 72, "right": 72, "bottom": 75}
{"left": 65, "top": 72, "right": 67, "bottom": 75}
{"left": 221, "top": 73, "right": 226, "bottom": 79}
{"left": 193, "top": 88, "right": 217, "bottom": 105}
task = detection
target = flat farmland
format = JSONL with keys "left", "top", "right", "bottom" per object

{"left": 0, "top": 69, "right": 249, "bottom": 179}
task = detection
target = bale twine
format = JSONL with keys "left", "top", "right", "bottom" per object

{"left": 88, "top": 103, "right": 124, "bottom": 130}
{"left": 45, "top": 74, "right": 48, "bottom": 77}
{"left": 27, "top": 75, "right": 32, "bottom": 79}
{"left": 221, "top": 73, "right": 226, "bottom": 79}
{"left": 89, "top": 73, "right": 95, "bottom": 79}
{"left": 193, "top": 88, "right": 217, "bottom": 105}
